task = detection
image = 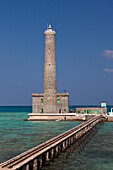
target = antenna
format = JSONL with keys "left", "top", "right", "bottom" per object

{"left": 47, "top": 23, "right": 48, "bottom": 29}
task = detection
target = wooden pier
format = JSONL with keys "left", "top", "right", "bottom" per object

{"left": 0, "top": 115, "right": 104, "bottom": 170}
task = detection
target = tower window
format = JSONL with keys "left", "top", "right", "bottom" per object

{"left": 49, "top": 64, "right": 50, "bottom": 66}
{"left": 95, "top": 110, "right": 97, "bottom": 114}
{"left": 41, "top": 109, "right": 43, "bottom": 113}
{"left": 49, "top": 87, "right": 50, "bottom": 89}
{"left": 41, "top": 99, "right": 43, "bottom": 103}
{"left": 87, "top": 110, "right": 89, "bottom": 114}
{"left": 57, "top": 99, "right": 60, "bottom": 103}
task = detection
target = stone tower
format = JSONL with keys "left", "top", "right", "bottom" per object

{"left": 31, "top": 25, "right": 69, "bottom": 114}
{"left": 43, "top": 25, "right": 57, "bottom": 113}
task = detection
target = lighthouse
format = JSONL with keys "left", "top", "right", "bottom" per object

{"left": 31, "top": 25, "right": 69, "bottom": 115}
{"left": 43, "top": 25, "right": 57, "bottom": 113}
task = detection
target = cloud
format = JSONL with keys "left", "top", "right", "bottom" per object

{"left": 103, "top": 49, "right": 113, "bottom": 59}
{"left": 103, "top": 68, "right": 113, "bottom": 73}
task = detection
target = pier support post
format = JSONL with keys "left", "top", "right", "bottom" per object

{"left": 50, "top": 148, "right": 54, "bottom": 160}
{"left": 55, "top": 146, "right": 58, "bottom": 157}
{"left": 62, "top": 141, "right": 66, "bottom": 151}
{"left": 73, "top": 134, "right": 76, "bottom": 142}
{"left": 33, "top": 159, "right": 38, "bottom": 170}
{"left": 66, "top": 139, "right": 68, "bottom": 148}
{"left": 68, "top": 138, "right": 71, "bottom": 146}
{"left": 26, "top": 164, "right": 29, "bottom": 170}
{"left": 45, "top": 152, "right": 50, "bottom": 165}
{"left": 76, "top": 132, "right": 78, "bottom": 139}
{"left": 37, "top": 156, "right": 42, "bottom": 170}
{"left": 58, "top": 144, "right": 61, "bottom": 153}
{"left": 71, "top": 136, "right": 74, "bottom": 144}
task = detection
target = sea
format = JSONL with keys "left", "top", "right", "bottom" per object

{"left": 0, "top": 106, "right": 113, "bottom": 170}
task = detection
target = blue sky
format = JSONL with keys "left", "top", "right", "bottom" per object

{"left": 0, "top": 0, "right": 113, "bottom": 106}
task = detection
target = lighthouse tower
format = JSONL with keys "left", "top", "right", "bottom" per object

{"left": 43, "top": 25, "right": 57, "bottom": 113}
{"left": 31, "top": 25, "right": 69, "bottom": 115}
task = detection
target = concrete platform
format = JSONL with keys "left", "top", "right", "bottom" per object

{"left": 27, "top": 113, "right": 86, "bottom": 121}
{"left": 107, "top": 116, "right": 113, "bottom": 122}
{"left": 28, "top": 113, "right": 113, "bottom": 122}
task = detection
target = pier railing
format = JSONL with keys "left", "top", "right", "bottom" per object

{"left": 0, "top": 115, "right": 103, "bottom": 170}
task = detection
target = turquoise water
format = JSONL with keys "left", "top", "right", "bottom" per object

{"left": 0, "top": 106, "right": 113, "bottom": 170}
{"left": 0, "top": 106, "right": 32, "bottom": 113}
{"left": 0, "top": 107, "right": 80, "bottom": 163}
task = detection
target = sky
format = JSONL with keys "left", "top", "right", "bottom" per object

{"left": 0, "top": 0, "right": 113, "bottom": 106}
